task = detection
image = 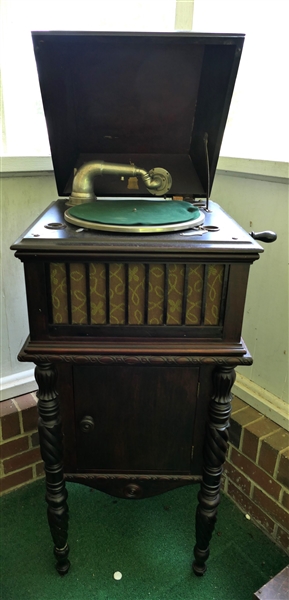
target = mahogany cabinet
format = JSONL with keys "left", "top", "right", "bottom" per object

{"left": 12, "top": 198, "right": 262, "bottom": 575}
{"left": 11, "top": 30, "right": 275, "bottom": 578}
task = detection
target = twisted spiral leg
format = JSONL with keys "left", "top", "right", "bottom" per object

{"left": 35, "top": 363, "right": 70, "bottom": 575}
{"left": 193, "top": 366, "right": 235, "bottom": 576}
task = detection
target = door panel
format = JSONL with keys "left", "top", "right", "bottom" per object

{"left": 74, "top": 365, "right": 199, "bottom": 473}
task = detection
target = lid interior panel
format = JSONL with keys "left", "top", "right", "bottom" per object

{"left": 32, "top": 32, "right": 244, "bottom": 198}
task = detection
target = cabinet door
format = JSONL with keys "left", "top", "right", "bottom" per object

{"left": 74, "top": 365, "right": 199, "bottom": 473}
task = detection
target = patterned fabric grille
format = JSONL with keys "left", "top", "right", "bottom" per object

{"left": 49, "top": 262, "right": 225, "bottom": 327}
{"left": 90, "top": 263, "right": 106, "bottom": 324}
{"left": 185, "top": 264, "right": 204, "bottom": 325}
{"left": 148, "top": 264, "right": 165, "bottom": 325}
{"left": 128, "top": 264, "right": 145, "bottom": 324}
{"left": 204, "top": 264, "right": 224, "bottom": 325}
{"left": 109, "top": 263, "right": 126, "bottom": 324}
{"left": 70, "top": 263, "right": 87, "bottom": 324}
{"left": 50, "top": 263, "right": 68, "bottom": 323}
{"left": 167, "top": 264, "right": 185, "bottom": 325}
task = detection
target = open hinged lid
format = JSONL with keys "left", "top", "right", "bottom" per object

{"left": 32, "top": 31, "right": 244, "bottom": 199}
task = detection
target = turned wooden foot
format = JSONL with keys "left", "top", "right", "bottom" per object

{"left": 193, "top": 365, "right": 235, "bottom": 575}
{"left": 35, "top": 363, "right": 70, "bottom": 575}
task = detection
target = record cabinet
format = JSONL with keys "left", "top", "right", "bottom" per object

{"left": 11, "top": 31, "right": 276, "bottom": 577}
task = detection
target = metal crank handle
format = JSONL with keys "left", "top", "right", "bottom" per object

{"left": 250, "top": 231, "right": 277, "bottom": 243}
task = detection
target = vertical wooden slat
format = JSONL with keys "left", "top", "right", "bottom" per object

{"left": 105, "top": 263, "right": 110, "bottom": 324}
{"left": 163, "top": 264, "right": 168, "bottom": 324}
{"left": 218, "top": 264, "right": 230, "bottom": 326}
{"left": 125, "top": 263, "right": 129, "bottom": 325}
{"left": 182, "top": 264, "right": 189, "bottom": 325}
{"left": 85, "top": 263, "right": 91, "bottom": 325}
{"left": 144, "top": 264, "right": 149, "bottom": 324}
{"left": 201, "top": 265, "right": 209, "bottom": 325}
{"left": 45, "top": 263, "right": 53, "bottom": 324}
{"left": 66, "top": 263, "right": 72, "bottom": 324}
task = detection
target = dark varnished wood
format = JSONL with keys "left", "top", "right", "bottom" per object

{"left": 12, "top": 200, "right": 263, "bottom": 256}
{"left": 12, "top": 30, "right": 271, "bottom": 580}
{"left": 14, "top": 198, "right": 259, "bottom": 576}
{"left": 35, "top": 363, "right": 70, "bottom": 575}
{"left": 73, "top": 364, "right": 198, "bottom": 473}
{"left": 253, "top": 565, "right": 289, "bottom": 599}
{"left": 193, "top": 365, "right": 235, "bottom": 575}
{"left": 64, "top": 473, "right": 201, "bottom": 499}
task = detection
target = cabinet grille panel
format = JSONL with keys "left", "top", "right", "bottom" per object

{"left": 49, "top": 262, "right": 226, "bottom": 327}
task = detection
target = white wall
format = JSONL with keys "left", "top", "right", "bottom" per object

{"left": 1, "top": 173, "right": 57, "bottom": 397}
{"left": 212, "top": 163, "right": 288, "bottom": 418}
{"left": 1, "top": 164, "right": 288, "bottom": 422}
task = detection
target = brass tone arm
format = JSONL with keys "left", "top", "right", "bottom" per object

{"left": 69, "top": 161, "right": 172, "bottom": 205}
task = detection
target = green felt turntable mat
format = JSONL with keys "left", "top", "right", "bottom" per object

{"left": 68, "top": 200, "right": 201, "bottom": 226}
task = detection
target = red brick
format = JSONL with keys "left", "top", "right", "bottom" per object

{"left": 36, "top": 462, "right": 45, "bottom": 477}
{"left": 3, "top": 447, "right": 41, "bottom": 475}
{"left": 242, "top": 418, "right": 280, "bottom": 462}
{"left": 224, "top": 460, "right": 251, "bottom": 495}
{"left": 0, "top": 400, "right": 21, "bottom": 440}
{"left": 227, "top": 480, "right": 275, "bottom": 534}
{"left": 258, "top": 441, "right": 279, "bottom": 476}
{"left": 277, "top": 449, "right": 289, "bottom": 488}
{"left": 229, "top": 419, "right": 242, "bottom": 449}
{"left": 14, "top": 393, "right": 37, "bottom": 411}
{"left": 231, "top": 396, "right": 248, "bottom": 414}
{"left": 253, "top": 486, "right": 289, "bottom": 529}
{"left": 30, "top": 431, "right": 40, "bottom": 447}
{"left": 231, "top": 448, "right": 282, "bottom": 499}
{"left": 242, "top": 427, "right": 259, "bottom": 462}
{"left": 276, "top": 526, "right": 289, "bottom": 553}
{"left": 231, "top": 406, "right": 262, "bottom": 427}
{"left": 259, "top": 430, "right": 289, "bottom": 477}
{"left": 22, "top": 406, "right": 38, "bottom": 432}
{"left": 14, "top": 394, "right": 38, "bottom": 432}
{"left": 0, "top": 399, "right": 17, "bottom": 418}
{"left": 282, "top": 490, "right": 289, "bottom": 511}
{"left": 0, "top": 436, "right": 29, "bottom": 459}
{"left": 0, "top": 467, "right": 33, "bottom": 493}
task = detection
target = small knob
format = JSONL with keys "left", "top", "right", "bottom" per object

{"left": 80, "top": 415, "right": 95, "bottom": 433}
{"left": 124, "top": 484, "right": 143, "bottom": 499}
{"left": 250, "top": 231, "right": 277, "bottom": 243}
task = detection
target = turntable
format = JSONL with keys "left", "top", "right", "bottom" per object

{"left": 11, "top": 31, "right": 276, "bottom": 578}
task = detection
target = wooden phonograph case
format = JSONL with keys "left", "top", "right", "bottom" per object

{"left": 11, "top": 31, "right": 276, "bottom": 577}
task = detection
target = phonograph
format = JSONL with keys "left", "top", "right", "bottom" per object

{"left": 11, "top": 31, "right": 276, "bottom": 577}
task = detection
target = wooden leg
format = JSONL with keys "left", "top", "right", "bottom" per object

{"left": 35, "top": 362, "right": 70, "bottom": 575}
{"left": 193, "top": 365, "right": 235, "bottom": 575}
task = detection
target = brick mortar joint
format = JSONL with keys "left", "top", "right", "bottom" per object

{"left": 11, "top": 399, "right": 24, "bottom": 434}
{"left": 1, "top": 460, "right": 43, "bottom": 478}
{"left": 251, "top": 482, "right": 289, "bottom": 518}
{"left": 0, "top": 473, "right": 44, "bottom": 498}
{"left": 225, "top": 457, "right": 289, "bottom": 503}
{"left": 0, "top": 429, "right": 39, "bottom": 446}
{"left": 228, "top": 426, "right": 289, "bottom": 471}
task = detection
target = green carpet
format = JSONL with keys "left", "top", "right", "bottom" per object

{"left": 0, "top": 480, "right": 287, "bottom": 600}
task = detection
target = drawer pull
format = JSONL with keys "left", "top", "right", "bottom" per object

{"left": 124, "top": 483, "right": 143, "bottom": 499}
{"left": 80, "top": 416, "right": 95, "bottom": 433}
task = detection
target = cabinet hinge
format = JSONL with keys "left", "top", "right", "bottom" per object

{"left": 197, "top": 381, "right": 200, "bottom": 399}
{"left": 191, "top": 446, "right": 194, "bottom": 460}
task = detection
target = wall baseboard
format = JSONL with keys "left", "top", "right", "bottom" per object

{"left": 0, "top": 369, "right": 36, "bottom": 401}
{"left": 233, "top": 373, "right": 288, "bottom": 431}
